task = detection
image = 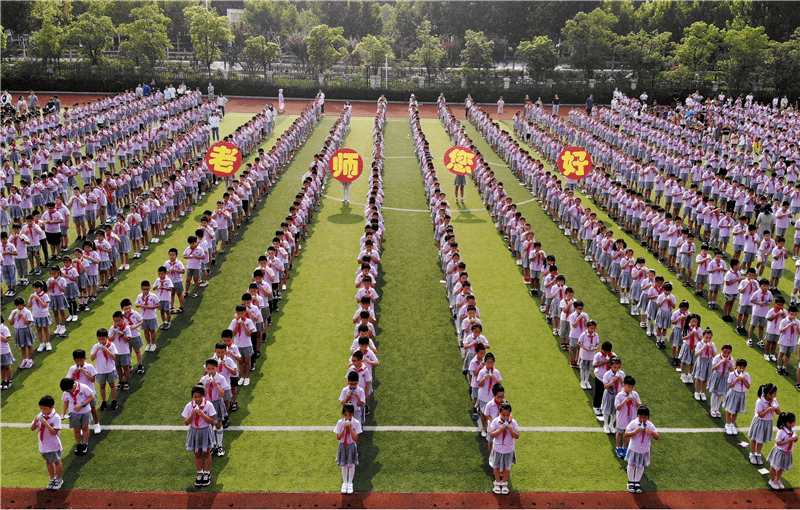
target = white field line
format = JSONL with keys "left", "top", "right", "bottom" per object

{"left": 0, "top": 422, "right": 733, "bottom": 433}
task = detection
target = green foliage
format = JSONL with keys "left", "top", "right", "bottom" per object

{"left": 719, "top": 20, "right": 771, "bottom": 92}
{"left": 411, "top": 20, "right": 445, "bottom": 78}
{"left": 29, "top": 0, "right": 73, "bottom": 30}
{"left": 770, "top": 28, "right": 800, "bottom": 96}
{"left": 561, "top": 8, "right": 618, "bottom": 79}
{"left": 242, "top": 1, "right": 299, "bottom": 41}
{"left": 30, "top": 20, "right": 64, "bottom": 65}
{"left": 119, "top": 4, "right": 173, "bottom": 67}
{"left": 516, "top": 36, "right": 557, "bottom": 81}
{"left": 305, "top": 24, "right": 347, "bottom": 73}
{"left": 313, "top": 1, "right": 382, "bottom": 40}
{"left": 616, "top": 29, "right": 671, "bottom": 85}
{"left": 242, "top": 35, "right": 280, "bottom": 73}
{"left": 674, "top": 21, "right": 723, "bottom": 74}
{"left": 460, "top": 29, "right": 493, "bottom": 70}
{"left": 355, "top": 34, "right": 393, "bottom": 75}
{"left": 0, "top": 25, "right": 7, "bottom": 53}
{"left": 183, "top": 5, "right": 234, "bottom": 75}
{"left": 67, "top": 12, "right": 115, "bottom": 66}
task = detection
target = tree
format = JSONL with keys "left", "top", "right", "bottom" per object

{"left": 242, "top": 35, "right": 280, "bottom": 73}
{"left": 312, "top": 1, "right": 382, "bottom": 40}
{"left": 516, "top": 36, "right": 558, "bottom": 81}
{"left": 674, "top": 21, "right": 722, "bottom": 74}
{"left": 119, "top": 4, "right": 172, "bottom": 67}
{"left": 30, "top": 20, "right": 64, "bottom": 66}
{"left": 30, "top": 0, "right": 73, "bottom": 30}
{"left": 719, "top": 21, "right": 771, "bottom": 92}
{"left": 305, "top": 24, "right": 347, "bottom": 73}
{"left": 0, "top": 25, "right": 6, "bottom": 54}
{"left": 242, "top": 1, "right": 299, "bottom": 42}
{"left": 460, "top": 29, "right": 493, "bottom": 70}
{"left": 355, "top": 34, "right": 393, "bottom": 76}
{"left": 67, "top": 12, "right": 115, "bottom": 66}
{"left": 411, "top": 20, "right": 445, "bottom": 78}
{"left": 183, "top": 5, "right": 234, "bottom": 76}
{"left": 616, "top": 29, "right": 671, "bottom": 86}
{"left": 561, "top": 8, "right": 618, "bottom": 79}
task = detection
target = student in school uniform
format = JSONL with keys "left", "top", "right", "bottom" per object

{"left": 749, "top": 383, "right": 781, "bottom": 466}
{"left": 577, "top": 320, "right": 599, "bottom": 390}
{"left": 29, "top": 280, "right": 52, "bottom": 353}
{"left": 766, "top": 412, "right": 797, "bottom": 490}
{"left": 488, "top": 401, "right": 519, "bottom": 495}
{"left": 199, "top": 358, "right": 230, "bottom": 458}
{"left": 602, "top": 357, "right": 625, "bottom": 434}
{"left": 708, "top": 344, "right": 734, "bottom": 419}
{"left": 109, "top": 311, "right": 133, "bottom": 392}
{"left": 693, "top": 328, "right": 717, "bottom": 401}
{"left": 90, "top": 328, "right": 118, "bottom": 411}
{"left": 347, "top": 351, "right": 373, "bottom": 417}
{"left": 153, "top": 266, "right": 174, "bottom": 330}
{"left": 340, "top": 371, "right": 366, "bottom": 424}
{"left": 476, "top": 352, "right": 502, "bottom": 438}
{"left": 135, "top": 280, "right": 160, "bottom": 352}
{"left": 59, "top": 376, "right": 95, "bottom": 455}
{"left": 0, "top": 316, "right": 14, "bottom": 388}
{"left": 592, "top": 342, "right": 615, "bottom": 418}
{"left": 46, "top": 265, "right": 67, "bottom": 338}
{"left": 182, "top": 385, "right": 215, "bottom": 488}
{"left": 66, "top": 349, "right": 101, "bottom": 435}
{"left": 623, "top": 405, "right": 660, "bottom": 494}
{"left": 10, "top": 296, "right": 35, "bottom": 369}
{"left": 335, "top": 403, "right": 362, "bottom": 495}
{"left": 228, "top": 305, "right": 255, "bottom": 386}
{"left": 32, "top": 395, "right": 64, "bottom": 490}
{"left": 614, "top": 375, "right": 641, "bottom": 458}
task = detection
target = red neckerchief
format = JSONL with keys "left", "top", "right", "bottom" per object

{"left": 39, "top": 412, "right": 53, "bottom": 441}
{"left": 48, "top": 279, "right": 57, "bottom": 293}
{"left": 640, "top": 420, "right": 647, "bottom": 443}
{"left": 485, "top": 368, "right": 494, "bottom": 390}
{"left": 625, "top": 391, "right": 635, "bottom": 415}
{"left": 704, "top": 341, "right": 712, "bottom": 358}
{"left": 205, "top": 377, "right": 216, "bottom": 401}
{"left": 236, "top": 319, "right": 245, "bottom": 337}
{"left": 193, "top": 399, "right": 207, "bottom": 427}
{"left": 501, "top": 415, "right": 513, "bottom": 445}
{"left": 342, "top": 420, "right": 353, "bottom": 446}
{"left": 101, "top": 341, "right": 112, "bottom": 362}
{"left": 73, "top": 364, "right": 83, "bottom": 382}
{"left": 70, "top": 386, "right": 81, "bottom": 407}
{"left": 785, "top": 427, "right": 795, "bottom": 452}
{"left": 611, "top": 370, "right": 621, "bottom": 393}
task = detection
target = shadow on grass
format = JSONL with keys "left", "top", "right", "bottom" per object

{"left": 328, "top": 203, "right": 363, "bottom": 225}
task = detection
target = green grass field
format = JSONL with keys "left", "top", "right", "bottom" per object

{"left": 1, "top": 105, "right": 796, "bottom": 494}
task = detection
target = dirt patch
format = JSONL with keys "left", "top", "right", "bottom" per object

{"left": 3, "top": 487, "right": 798, "bottom": 509}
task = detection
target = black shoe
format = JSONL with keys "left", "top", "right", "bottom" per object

{"left": 230, "top": 402, "right": 238, "bottom": 412}
{"left": 222, "top": 418, "right": 230, "bottom": 429}
{"left": 365, "top": 405, "right": 371, "bottom": 416}
{"left": 202, "top": 472, "right": 212, "bottom": 486}
{"left": 99, "top": 401, "right": 108, "bottom": 411}
{"left": 136, "top": 363, "right": 145, "bottom": 374}
{"left": 122, "top": 383, "right": 130, "bottom": 391}
{"left": 109, "top": 400, "right": 119, "bottom": 410}
{"left": 74, "top": 443, "right": 83, "bottom": 455}
{"left": 194, "top": 472, "right": 203, "bottom": 487}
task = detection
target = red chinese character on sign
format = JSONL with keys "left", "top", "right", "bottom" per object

{"left": 557, "top": 146, "right": 593, "bottom": 180}
{"left": 205, "top": 141, "right": 243, "bottom": 178}
{"left": 329, "top": 148, "right": 364, "bottom": 183}
{"left": 444, "top": 146, "right": 477, "bottom": 175}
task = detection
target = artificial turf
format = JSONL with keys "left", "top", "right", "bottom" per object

{"left": 3, "top": 106, "right": 799, "bottom": 494}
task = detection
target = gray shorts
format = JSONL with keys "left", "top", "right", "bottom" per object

{"left": 771, "top": 268, "right": 785, "bottom": 279}
{"left": 738, "top": 304, "right": 753, "bottom": 316}
{"left": 171, "top": 280, "right": 184, "bottom": 294}
{"left": 725, "top": 293, "right": 737, "bottom": 302}
{"left": 129, "top": 336, "right": 143, "bottom": 351}
{"left": 96, "top": 371, "right": 118, "bottom": 385}
{"left": 41, "top": 449, "right": 63, "bottom": 463}
{"left": 733, "top": 244, "right": 744, "bottom": 252}
{"left": 695, "top": 274, "right": 709, "bottom": 284}
{"left": 751, "top": 315, "right": 767, "bottom": 328}
{"left": 73, "top": 215, "right": 85, "bottom": 224}
{"left": 142, "top": 318, "right": 158, "bottom": 331}
{"left": 114, "top": 353, "right": 132, "bottom": 367}
{"left": 69, "top": 411, "right": 92, "bottom": 429}
{"left": 159, "top": 300, "right": 171, "bottom": 312}
{"left": 780, "top": 344, "right": 796, "bottom": 354}
{"left": 709, "top": 284, "right": 722, "bottom": 292}
{"left": 186, "top": 268, "right": 200, "bottom": 279}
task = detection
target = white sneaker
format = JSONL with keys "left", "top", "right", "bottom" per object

{"left": 243, "top": 377, "right": 250, "bottom": 386}
{"left": 94, "top": 424, "right": 101, "bottom": 435}
{"left": 700, "top": 393, "right": 707, "bottom": 401}
{"left": 37, "top": 343, "right": 46, "bottom": 352}
{"left": 45, "top": 343, "right": 52, "bottom": 351}
{"left": 687, "top": 375, "right": 695, "bottom": 383}
{"left": 346, "top": 483, "right": 353, "bottom": 494}
{"left": 765, "top": 354, "right": 771, "bottom": 361}
{"left": 694, "top": 392, "right": 701, "bottom": 401}
{"left": 341, "top": 483, "right": 347, "bottom": 494}
{"left": 237, "top": 378, "right": 244, "bottom": 386}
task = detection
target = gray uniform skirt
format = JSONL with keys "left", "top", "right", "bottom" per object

{"left": 14, "top": 327, "right": 34, "bottom": 347}
{"left": 748, "top": 417, "right": 774, "bottom": 444}
{"left": 48, "top": 294, "right": 68, "bottom": 311}
{"left": 708, "top": 371, "right": 728, "bottom": 396}
{"left": 655, "top": 309, "right": 672, "bottom": 330}
{"left": 454, "top": 176, "right": 467, "bottom": 188}
{"left": 65, "top": 282, "right": 79, "bottom": 300}
{"left": 211, "top": 398, "right": 227, "bottom": 423}
{"left": 679, "top": 343, "right": 696, "bottom": 365}
{"left": 693, "top": 357, "right": 712, "bottom": 381}
{"left": 620, "top": 272, "right": 633, "bottom": 289}
{"left": 766, "top": 447, "right": 793, "bottom": 471}
{"left": 488, "top": 449, "right": 517, "bottom": 470}
{"left": 186, "top": 425, "right": 215, "bottom": 452}
{"left": 336, "top": 442, "right": 359, "bottom": 466}
{"left": 601, "top": 388, "right": 618, "bottom": 416}
{"left": 724, "top": 390, "right": 747, "bottom": 414}
{"left": 624, "top": 449, "right": 650, "bottom": 468}
{"left": 1, "top": 351, "right": 16, "bottom": 366}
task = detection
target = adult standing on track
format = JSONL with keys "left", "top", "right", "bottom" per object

{"left": 317, "top": 90, "right": 325, "bottom": 115}
{"left": 497, "top": 96, "right": 505, "bottom": 115}
{"left": 207, "top": 82, "right": 215, "bottom": 101}
{"left": 552, "top": 94, "right": 560, "bottom": 117}
{"left": 278, "top": 89, "right": 285, "bottom": 113}
{"left": 586, "top": 94, "right": 594, "bottom": 116}
{"left": 216, "top": 94, "right": 227, "bottom": 117}
{"left": 209, "top": 111, "right": 220, "bottom": 142}
{"left": 465, "top": 94, "right": 473, "bottom": 119}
